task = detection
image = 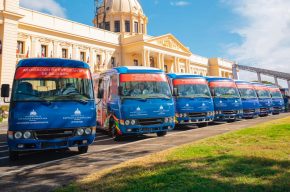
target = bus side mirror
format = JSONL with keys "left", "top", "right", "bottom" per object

{"left": 98, "top": 89, "right": 104, "bottom": 99}
{"left": 173, "top": 88, "right": 178, "bottom": 96}
{"left": 1, "top": 84, "right": 10, "bottom": 98}
{"left": 118, "top": 86, "right": 123, "bottom": 96}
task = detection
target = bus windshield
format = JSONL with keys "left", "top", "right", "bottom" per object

{"left": 119, "top": 74, "right": 171, "bottom": 99}
{"left": 12, "top": 67, "right": 93, "bottom": 102}
{"left": 173, "top": 79, "right": 211, "bottom": 98}
{"left": 238, "top": 89, "right": 257, "bottom": 99}
{"left": 256, "top": 90, "right": 271, "bottom": 98}
{"left": 270, "top": 90, "right": 282, "bottom": 98}
{"left": 210, "top": 81, "right": 240, "bottom": 98}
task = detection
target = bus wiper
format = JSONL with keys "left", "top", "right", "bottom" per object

{"left": 15, "top": 93, "right": 51, "bottom": 104}
{"left": 121, "top": 96, "right": 147, "bottom": 101}
{"left": 147, "top": 94, "right": 171, "bottom": 100}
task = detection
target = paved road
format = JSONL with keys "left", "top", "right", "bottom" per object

{"left": 0, "top": 113, "right": 289, "bottom": 192}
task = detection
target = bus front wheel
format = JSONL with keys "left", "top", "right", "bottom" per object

{"left": 9, "top": 150, "right": 19, "bottom": 161}
{"left": 78, "top": 146, "right": 88, "bottom": 154}
{"left": 157, "top": 131, "right": 167, "bottom": 137}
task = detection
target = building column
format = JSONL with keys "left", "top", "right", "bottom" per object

{"left": 0, "top": 18, "right": 19, "bottom": 85}
{"left": 30, "top": 36, "right": 38, "bottom": 58}
{"left": 72, "top": 45, "right": 77, "bottom": 60}
{"left": 232, "top": 63, "right": 239, "bottom": 80}
{"left": 157, "top": 53, "right": 161, "bottom": 69}
{"left": 146, "top": 50, "right": 150, "bottom": 67}
{"left": 89, "top": 48, "right": 94, "bottom": 71}
{"left": 287, "top": 81, "right": 290, "bottom": 96}
{"left": 53, "top": 41, "right": 58, "bottom": 58}
{"left": 141, "top": 49, "right": 147, "bottom": 67}
{"left": 185, "top": 59, "right": 190, "bottom": 73}
{"left": 257, "top": 72, "right": 262, "bottom": 83}
{"left": 274, "top": 77, "right": 279, "bottom": 86}
{"left": 174, "top": 57, "right": 179, "bottom": 73}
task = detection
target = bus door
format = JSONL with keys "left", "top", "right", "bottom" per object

{"left": 97, "top": 76, "right": 110, "bottom": 128}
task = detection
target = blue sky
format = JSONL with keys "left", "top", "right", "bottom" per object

{"left": 20, "top": 0, "right": 290, "bottom": 86}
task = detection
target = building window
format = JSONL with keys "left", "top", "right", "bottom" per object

{"left": 62, "top": 48, "right": 67, "bottom": 58}
{"left": 105, "top": 22, "right": 110, "bottom": 31}
{"left": 141, "top": 24, "right": 144, "bottom": 33}
{"left": 134, "top": 21, "right": 139, "bottom": 33}
{"left": 97, "top": 54, "right": 101, "bottom": 65}
{"left": 134, "top": 59, "right": 138, "bottom": 66}
{"left": 17, "top": 41, "right": 24, "bottom": 54}
{"left": 111, "top": 57, "right": 116, "bottom": 67}
{"left": 80, "top": 51, "right": 86, "bottom": 62}
{"left": 114, "top": 20, "right": 120, "bottom": 32}
{"left": 164, "top": 65, "right": 168, "bottom": 73}
{"left": 41, "top": 45, "right": 47, "bottom": 57}
{"left": 150, "top": 56, "right": 155, "bottom": 67}
{"left": 125, "top": 20, "right": 130, "bottom": 32}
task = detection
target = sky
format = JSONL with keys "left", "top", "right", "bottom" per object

{"left": 19, "top": 0, "right": 290, "bottom": 87}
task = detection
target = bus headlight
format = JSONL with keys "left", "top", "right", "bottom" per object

{"left": 183, "top": 113, "right": 187, "bottom": 117}
{"left": 169, "top": 117, "right": 174, "bottom": 123}
{"left": 85, "top": 128, "right": 92, "bottom": 135}
{"left": 131, "top": 120, "right": 136, "bottom": 125}
{"left": 125, "top": 120, "right": 130, "bottom": 126}
{"left": 164, "top": 117, "right": 169, "bottom": 123}
{"left": 23, "top": 131, "right": 32, "bottom": 139}
{"left": 14, "top": 131, "right": 22, "bottom": 139}
{"left": 76, "top": 128, "right": 84, "bottom": 136}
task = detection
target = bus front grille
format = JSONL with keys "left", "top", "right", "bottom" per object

{"left": 222, "top": 110, "right": 237, "bottom": 115}
{"left": 35, "top": 129, "right": 75, "bottom": 140}
{"left": 138, "top": 118, "right": 164, "bottom": 126}
{"left": 188, "top": 112, "right": 207, "bottom": 117}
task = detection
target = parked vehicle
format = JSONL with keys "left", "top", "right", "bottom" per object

{"left": 205, "top": 77, "right": 243, "bottom": 122}
{"left": 0, "top": 59, "right": 97, "bottom": 160}
{"left": 167, "top": 73, "right": 214, "bottom": 127}
{"left": 94, "top": 66, "right": 175, "bottom": 140}
{"left": 251, "top": 82, "right": 273, "bottom": 116}
{"left": 280, "top": 88, "right": 289, "bottom": 112}
{"left": 235, "top": 80, "right": 260, "bottom": 118}
{"left": 266, "top": 85, "right": 285, "bottom": 114}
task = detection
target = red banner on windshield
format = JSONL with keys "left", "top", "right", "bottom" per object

{"left": 253, "top": 85, "right": 268, "bottom": 91}
{"left": 268, "top": 87, "right": 280, "bottom": 92}
{"left": 120, "top": 74, "right": 167, "bottom": 82}
{"left": 15, "top": 67, "right": 91, "bottom": 79}
{"left": 209, "top": 81, "right": 236, "bottom": 88}
{"left": 236, "top": 84, "right": 254, "bottom": 89}
{"left": 173, "top": 78, "right": 207, "bottom": 85}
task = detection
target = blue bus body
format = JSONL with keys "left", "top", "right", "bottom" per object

{"left": 206, "top": 77, "right": 243, "bottom": 121}
{"left": 266, "top": 85, "right": 285, "bottom": 114}
{"left": 94, "top": 66, "right": 175, "bottom": 140}
{"left": 251, "top": 82, "right": 273, "bottom": 116}
{"left": 6, "top": 59, "right": 96, "bottom": 160}
{"left": 167, "top": 73, "right": 214, "bottom": 127}
{"left": 235, "top": 80, "right": 260, "bottom": 118}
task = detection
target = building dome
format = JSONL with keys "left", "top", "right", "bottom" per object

{"left": 105, "top": 0, "right": 144, "bottom": 15}
{"left": 94, "top": 0, "right": 148, "bottom": 35}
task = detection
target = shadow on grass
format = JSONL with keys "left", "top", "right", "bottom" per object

{"left": 78, "top": 155, "right": 290, "bottom": 192}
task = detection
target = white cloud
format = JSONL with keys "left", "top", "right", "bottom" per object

{"left": 170, "top": 1, "right": 190, "bottom": 7}
{"left": 20, "top": 0, "right": 66, "bottom": 18}
{"left": 224, "top": 0, "right": 290, "bottom": 86}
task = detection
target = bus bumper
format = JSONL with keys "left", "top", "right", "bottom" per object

{"left": 175, "top": 116, "right": 214, "bottom": 125}
{"left": 119, "top": 123, "right": 175, "bottom": 135}
{"left": 7, "top": 135, "right": 95, "bottom": 151}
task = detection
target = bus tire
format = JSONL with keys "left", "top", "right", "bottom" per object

{"left": 198, "top": 122, "right": 208, "bottom": 128}
{"left": 9, "top": 150, "right": 19, "bottom": 161}
{"left": 78, "top": 146, "right": 88, "bottom": 154}
{"left": 157, "top": 131, "right": 167, "bottom": 137}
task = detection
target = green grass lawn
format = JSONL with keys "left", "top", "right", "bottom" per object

{"left": 57, "top": 117, "right": 290, "bottom": 192}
